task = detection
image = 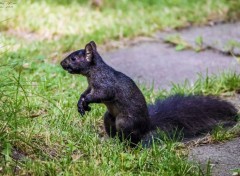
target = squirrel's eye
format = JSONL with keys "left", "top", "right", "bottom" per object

{"left": 71, "top": 57, "right": 77, "bottom": 61}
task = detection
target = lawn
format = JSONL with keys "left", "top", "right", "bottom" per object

{"left": 0, "top": 0, "right": 240, "bottom": 175}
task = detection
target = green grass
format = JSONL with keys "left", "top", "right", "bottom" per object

{"left": 0, "top": 0, "right": 240, "bottom": 175}
{"left": 1, "top": 0, "right": 240, "bottom": 53}
{"left": 0, "top": 47, "right": 239, "bottom": 175}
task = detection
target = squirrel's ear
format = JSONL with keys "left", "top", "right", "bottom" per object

{"left": 89, "top": 41, "right": 97, "bottom": 51}
{"left": 85, "top": 41, "right": 97, "bottom": 62}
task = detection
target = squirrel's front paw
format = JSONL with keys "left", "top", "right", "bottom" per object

{"left": 78, "top": 105, "right": 85, "bottom": 116}
{"left": 84, "top": 105, "right": 91, "bottom": 111}
{"left": 77, "top": 99, "right": 86, "bottom": 116}
{"left": 80, "top": 96, "right": 91, "bottom": 111}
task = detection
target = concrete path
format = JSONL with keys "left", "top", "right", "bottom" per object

{"left": 157, "top": 22, "right": 240, "bottom": 56}
{"left": 189, "top": 137, "right": 240, "bottom": 176}
{"left": 103, "top": 22, "right": 240, "bottom": 90}
{"left": 102, "top": 22, "right": 240, "bottom": 176}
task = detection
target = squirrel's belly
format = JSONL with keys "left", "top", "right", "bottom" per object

{"left": 104, "top": 102, "right": 120, "bottom": 117}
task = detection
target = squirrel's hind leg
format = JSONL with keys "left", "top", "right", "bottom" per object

{"left": 104, "top": 111, "right": 117, "bottom": 137}
{"left": 115, "top": 116, "right": 142, "bottom": 145}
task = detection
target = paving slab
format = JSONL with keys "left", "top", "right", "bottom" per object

{"left": 188, "top": 93, "right": 240, "bottom": 176}
{"left": 189, "top": 138, "right": 240, "bottom": 176}
{"left": 104, "top": 41, "right": 239, "bottom": 89}
{"left": 156, "top": 22, "right": 240, "bottom": 55}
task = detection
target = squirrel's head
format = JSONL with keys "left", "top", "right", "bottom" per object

{"left": 60, "top": 41, "right": 99, "bottom": 75}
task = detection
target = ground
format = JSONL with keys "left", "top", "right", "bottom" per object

{"left": 189, "top": 136, "right": 240, "bottom": 176}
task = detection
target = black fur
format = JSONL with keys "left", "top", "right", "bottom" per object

{"left": 148, "top": 95, "right": 237, "bottom": 138}
{"left": 61, "top": 41, "right": 238, "bottom": 146}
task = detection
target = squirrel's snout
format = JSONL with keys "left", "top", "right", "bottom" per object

{"left": 60, "top": 60, "right": 68, "bottom": 68}
{"left": 60, "top": 59, "right": 74, "bottom": 73}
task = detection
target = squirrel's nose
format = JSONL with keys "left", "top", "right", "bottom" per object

{"left": 60, "top": 60, "right": 67, "bottom": 67}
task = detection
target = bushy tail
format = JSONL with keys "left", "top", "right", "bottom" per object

{"left": 148, "top": 95, "right": 238, "bottom": 138}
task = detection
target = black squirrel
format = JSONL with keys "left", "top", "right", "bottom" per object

{"left": 60, "top": 41, "right": 238, "bottom": 145}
